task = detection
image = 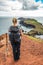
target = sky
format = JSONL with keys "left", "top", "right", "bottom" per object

{"left": 36, "top": 0, "right": 43, "bottom": 3}
{"left": 0, "top": 0, "right": 43, "bottom": 17}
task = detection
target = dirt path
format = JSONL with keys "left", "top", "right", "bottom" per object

{"left": 0, "top": 35, "right": 43, "bottom": 65}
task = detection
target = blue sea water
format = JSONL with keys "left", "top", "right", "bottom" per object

{"left": 0, "top": 17, "right": 12, "bottom": 35}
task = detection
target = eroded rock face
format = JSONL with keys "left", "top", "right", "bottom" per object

{"left": 0, "top": 33, "right": 8, "bottom": 48}
{"left": 19, "top": 20, "right": 35, "bottom": 28}
{"left": 0, "top": 34, "right": 5, "bottom": 41}
{"left": 0, "top": 33, "right": 8, "bottom": 41}
{"left": 0, "top": 36, "right": 3, "bottom": 41}
{"left": 0, "top": 41, "right": 4, "bottom": 48}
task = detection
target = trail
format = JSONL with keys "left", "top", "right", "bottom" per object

{"left": 0, "top": 34, "right": 43, "bottom": 65}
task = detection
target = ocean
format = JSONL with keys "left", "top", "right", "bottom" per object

{"left": 0, "top": 17, "right": 43, "bottom": 39}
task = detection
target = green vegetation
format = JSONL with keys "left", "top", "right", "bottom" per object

{"left": 24, "top": 19, "right": 43, "bottom": 36}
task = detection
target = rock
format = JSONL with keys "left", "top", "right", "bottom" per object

{"left": 0, "top": 41, "right": 4, "bottom": 48}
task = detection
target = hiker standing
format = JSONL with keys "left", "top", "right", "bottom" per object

{"left": 9, "top": 18, "right": 23, "bottom": 61}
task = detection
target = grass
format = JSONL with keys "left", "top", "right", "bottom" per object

{"left": 26, "top": 35, "right": 43, "bottom": 43}
{"left": 24, "top": 19, "right": 43, "bottom": 36}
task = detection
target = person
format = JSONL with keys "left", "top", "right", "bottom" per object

{"left": 9, "top": 18, "right": 23, "bottom": 61}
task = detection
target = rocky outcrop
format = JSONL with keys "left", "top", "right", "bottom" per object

{"left": 0, "top": 33, "right": 8, "bottom": 48}
{"left": 19, "top": 20, "right": 35, "bottom": 28}
{"left": 0, "top": 33, "right": 8, "bottom": 41}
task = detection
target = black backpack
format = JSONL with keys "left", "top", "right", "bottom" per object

{"left": 9, "top": 26, "right": 21, "bottom": 42}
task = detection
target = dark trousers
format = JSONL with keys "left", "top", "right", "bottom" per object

{"left": 12, "top": 42, "right": 21, "bottom": 61}
{"left": 9, "top": 33, "right": 21, "bottom": 61}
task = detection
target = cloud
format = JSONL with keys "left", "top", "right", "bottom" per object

{"left": 0, "top": 0, "right": 22, "bottom": 12}
{"left": 0, "top": 0, "right": 43, "bottom": 17}
{"left": 11, "top": 1, "right": 22, "bottom": 10}
{"left": 0, "top": 9, "right": 43, "bottom": 17}
{"left": 0, "top": 0, "right": 42, "bottom": 13}
{"left": 0, "top": 1, "right": 11, "bottom": 11}
{"left": 38, "top": 3, "right": 43, "bottom": 10}
{"left": 18, "top": 0, "right": 41, "bottom": 10}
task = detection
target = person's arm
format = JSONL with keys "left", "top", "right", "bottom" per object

{"left": 19, "top": 29, "right": 23, "bottom": 36}
{"left": 18, "top": 25, "right": 23, "bottom": 36}
{"left": 8, "top": 27, "right": 11, "bottom": 32}
{"left": 8, "top": 29, "right": 11, "bottom": 32}
{"left": 8, "top": 27, "right": 11, "bottom": 35}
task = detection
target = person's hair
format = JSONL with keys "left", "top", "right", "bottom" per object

{"left": 12, "top": 18, "right": 17, "bottom": 24}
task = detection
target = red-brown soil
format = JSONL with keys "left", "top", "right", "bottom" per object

{"left": 0, "top": 34, "right": 43, "bottom": 65}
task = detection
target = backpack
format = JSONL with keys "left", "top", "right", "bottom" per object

{"left": 9, "top": 26, "right": 21, "bottom": 42}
